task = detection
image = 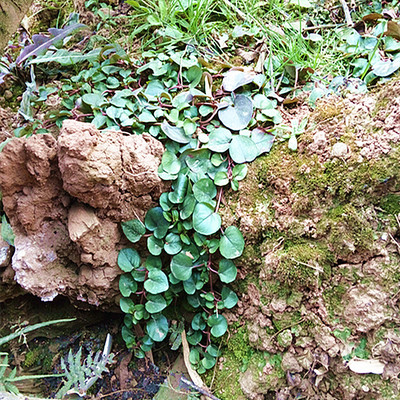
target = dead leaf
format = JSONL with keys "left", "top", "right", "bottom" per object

{"left": 362, "top": 13, "right": 383, "bottom": 22}
{"left": 384, "top": 20, "right": 400, "bottom": 40}
{"left": 347, "top": 358, "right": 386, "bottom": 374}
{"left": 236, "top": 48, "right": 258, "bottom": 63}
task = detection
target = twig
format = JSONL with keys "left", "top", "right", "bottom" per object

{"left": 181, "top": 377, "right": 221, "bottom": 400}
{"left": 303, "top": 23, "right": 345, "bottom": 31}
{"left": 339, "top": 0, "right": 353, "bottom": 27}
{"left": 291, "top": 258, "right": 323, "bottom": 273}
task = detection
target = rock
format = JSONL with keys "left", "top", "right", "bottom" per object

{"left": 0, "top": 235, "right": 11, "bottom": 267}
{"left": 343, "top": 285, "right": 392, "bottom": 332}
{"left": 331, "top": 142, "right": 350, "bottom": 158}
{"left": 277, "top": 330, "right": 293, "bottom": 348}
{"left": 281, "top": 352, "right": 303, "bottom": 373}
{"left": 0, "top": 121, "right": 166, "bottom": 308}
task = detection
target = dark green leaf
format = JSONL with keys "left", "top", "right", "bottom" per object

{"left": 146, "top": 315, "right": 169, "bottom": 342}
{"left": 218, "top": 259, "right": 237, "bottom": 283}
{"left": 221, "top": 286, "right": 239, "bottom": 309}
{"left": 119, "top": 274, "right": 138, "bottom": 297}
{"left": 208, "top": 314, "right": 228, "bottom": 337}
{"left": 169, "top": 173, "right": 189, "bottom": 204}
{"left": 164, "top": 233, "right": 183, "bottom": 255}
{"left": 229, "top": 135, "right": 259, "bottom": 164}
{"left": 218, "top": 95, "right": 253, "bottom": 131}
{"left": 193, "top": 203, "right": 221, "bottom": 235}
{"left": 144, "top": 269, "right": 169, "bottom": 294}
{"left": 121, "top": 219, "right": 146, "bottom": 243}
{"left": 145, "top": 294, "right": 167, "bottom": 313}
{"left": 192, "top": 313, "right": 206, "bottom": 330}
{"left": 220, "top": 226, "right": 244, "bottom": 259}
{"left": 193, "top": 178, "right": 217, "bottom": 203}
{"left": 120, "top": 297, "right": 135, "bottom": 313}
{"left": 118, "top": 248, "right": 141, "bottom": 272}
{"left": 171, "top": 252, "right": 193, "bottom": 281}
{"left": 180, "top": 194, "right": 196, "bottom": 220}
{"left": 145, "top": 207, "right": 169, "bottom": 238}
{"left": 147, "top": 235, "right": 164, "bottom": 256}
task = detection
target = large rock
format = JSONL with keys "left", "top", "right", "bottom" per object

{"left": 0, "top": 121, "right": 167, "bottom": 309}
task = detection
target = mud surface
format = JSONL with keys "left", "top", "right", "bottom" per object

{"left": 0, "top": 121, "right": 166, "bottom": 309}
{"left": 214, "top": 79, "right": 400, "bottom": 400}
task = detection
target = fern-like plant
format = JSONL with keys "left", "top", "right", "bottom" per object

{"left": 56, "top": 334, "right": 114, "bottom": 399}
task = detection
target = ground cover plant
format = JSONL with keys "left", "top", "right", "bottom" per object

{"left": 2, "top": 0, "right": 400, "bottom": 398}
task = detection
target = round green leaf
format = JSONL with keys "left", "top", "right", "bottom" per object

{"left": 180, "top": 194, "right": 196, "bottom": 220}
{"left": 251, "top": 128, "right": 274, "bottom": 155}
{"left": 121, "top": 219, "right": 146, "bottom": 243}
{"left": 208, "top": 314, "right": 228, "bottom": 337}
{"left": 144, "top": 269, "right": 169, "bottom": 294}
{"left": 222, "top": 70, "right": 255, "bottom": 92}
{"left": 171, "top": 252, "right": 193, "bottom": 281}
{"left": 161, "top": 151, "right": 181, "bottom": 175}
{"left": 183, "top": 275, "right": 196, "bottom": 294}
{"left": 193, "top": 178, "right": 217, "bottom": 203}
{"left": 220, "top": 226, "right": 244, "bottom": 259}
{"left": 164, "top": 233, "right": 183, "bottom": 255}
{"left": 145, "top": 294, "right": 167, "bottom": 313}
{"left": 120, "top": 297, "right": 135, "bottom": 314}
{"left": 187, "top": 331, "right": 202, "bottom": 345}
{"left": 232, "top": 164, "right": 248, "bottom": 181}
{"left": 146, "top": 315, "right": 169, "bottom": 342}
{"left": 221, "top": 286, "right": 239, "bottom": 309}
{"left": 218, "top": 95, "right": 253, "bottom": 131}
{"left": 147, "top": 235, "right": 163, "bottom": 256}
{"left": 160, "top": 192, "right": 173, "bottom": 211}
{"left": 214, "top": 171, "right": 229, "bottom": 186}
{"left": 118, "top": 248, "right": 141, "bottom": 272}
{"left": 161, "top": 121, "right": 191, "bottom": 144}
{"left": 119, "top": 274, "right": 138, "bottom": 297}
{"left": 193, "top": 203, "right": 221, "bottom": 235}
{"left": 192, "top": 313, "right": 206, "bottom": 330}
{"left": 208, "top": 127, "right": 232, "bottom": 153}
{"left": 218, "top": 259, "right": 237, "bottom": 283}
{"left": 229, "top": 135, "right": 259, "bottom": 164}
{"left": 189, "top": 348, "right": 200, "bottom": 364}
{"left": 202, "top": 354, "right": 216, "bottom": 369}
{"left": 121, "top": 325, "right": 136, "bottom": 348}
{"left": 206, "top": 344, "right": 220, "bottom": 358}
{"left": 145, "top": 255, "right": 162, "bottom": 270}
{"left": 145, "top": 207, "right": 169, "bottom": 239}
{"left": 169, "top": 173, "right": 189, "bottom": 204}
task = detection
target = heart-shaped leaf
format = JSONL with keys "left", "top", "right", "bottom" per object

{"left": 193, "top": 178, "right": 217, "bottom": 203}
{"left": 164, "top": 233, "right": 183, "bottom": 255}
{"left": 171, "top": 252, "right": 193, "bottom": 281}
{"left": 118, "top": 248, "right": 141, "bottom": 272}
{"left": 144, "top": 269, "right": 169, "bottom": 294}
{"left": 218, "top": 259, "right": 237, "bottom": 283}
{"left": 218, "top": 95, "right": 253, "bottom": 131}
{"left": 147, "top": 235, "right": 164, "bottom": 256}
{"left": 229, "top": 135, "right": 259, "bottom": 164}
{"left": 145, "top": 207, "right": 169, "bottom": 239}
{"left": 145, "top": 294, "right": 167, "bottom": 314}
{"left": 251, "top": 128, "right": 275, "bottom": 155}
{"left": 221, "top": 286, "right": 239, "bottom": 309}
{"left": 146, "top": 315, "right": 169, "bottom": 342}
{"left": 161, "top": 121, "right": 191, "bottom": 143}
{"left": 222, "top": 70, "right": 256, "bottom": 92}
{"left": 121, "top": 219, "right": 146, "bottom": 243}
{"left": 372, "top": 58, "right": 400, "bottom": 77}
{"left": 220, "top": 226, "right": 244, "bottom": 259}
{"left": 119, "top": 274, "right": 138, "bottom": 297}
{"left": 208, "top": 314, "right": 228, "bottom": 337}
{"left": 120, "top": 297, "right": 135, "bottom": 314}
{"left": 193, "top": 203, "right": 221, "bottom": 235}
{"left": 208, "top": 127, "right": 232, "bottom": 152}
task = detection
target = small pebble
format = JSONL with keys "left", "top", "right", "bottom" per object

{"left": 331, "top": 142, "right": 349, "bottom": 158}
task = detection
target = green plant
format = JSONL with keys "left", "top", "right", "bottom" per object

{"left": 0, "top": 318, "right": 75, "bottom": 395}
{"left": 56, "top": 334, "right": 114, "bottom": 399}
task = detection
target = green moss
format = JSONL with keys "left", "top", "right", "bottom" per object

{"left": 380, "top": 194, "right": 400, "bottom": 215}
{"left": 323, "top": 283, "right": 348, "bottom": 319}
{"left": 207, "top": 326, "right": 251, "bottom": 400}
{"left": 318, "top": 204, "right": 374, "bottom": 257}
{"left": 275, "top": 242, "right": 332, "bottom": 287}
